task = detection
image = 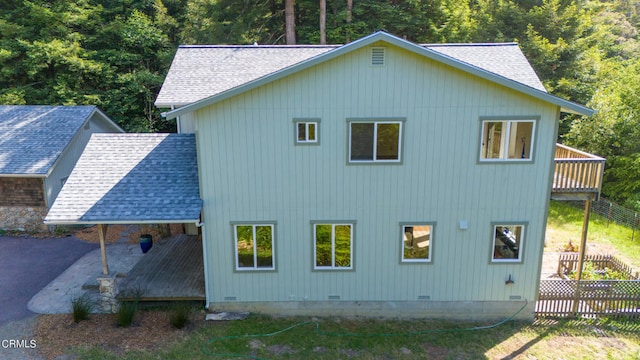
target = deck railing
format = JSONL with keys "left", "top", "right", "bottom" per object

{"left": 553, "top": 143, "right": 605, "bottom": 197}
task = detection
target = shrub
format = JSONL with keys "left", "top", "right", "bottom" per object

{"left": 71, "top": 293, "right": 93, "bottom": 323}
{"left": 170, "top": 303, "right": 191, "bottom": 329}
{"left": 115, "top": 288, "right": 143, "bottom": 327}
{"left": 116, "top": 300, "right": 138, "bottom": 327}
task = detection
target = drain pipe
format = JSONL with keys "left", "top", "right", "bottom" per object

{"left": 197, "top": 220, "right": 211, "bottom": 309}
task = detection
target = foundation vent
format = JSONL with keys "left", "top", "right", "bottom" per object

{"left": 328, "top": 295, "right": 341, "bottom": 300}
{"left": 224, "top": 296, "right": 237, "bottom": 301}
{"left": 509, "top": 295, "right": 522, "bottom": 300}
{"left": 418, "top": 295, "right": 431, "bottom": 300}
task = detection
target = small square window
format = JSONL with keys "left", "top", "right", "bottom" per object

{"left": 401, "top": 224, "right": 433, "bottom": 263}
{"left": 294, "top": 119, "right": 319, "bottom": 144}
{"left": 480, "top": 119, "right": 535, "bottom": 161}
{"left": 233, "top": 223, "right": 275, "bottom": 271}
{"left": 491, "top": 224, "right": 525, "bottom": 263}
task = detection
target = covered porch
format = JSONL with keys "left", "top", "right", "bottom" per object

{"left": 44, "top": 133, "right": 205, "bottom": 309}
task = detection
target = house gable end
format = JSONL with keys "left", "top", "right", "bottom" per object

{"left": 164, "top": 32, "right": 593, "bottom": 120}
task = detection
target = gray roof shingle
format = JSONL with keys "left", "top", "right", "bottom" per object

{"left": 45, "top": 133, "right": 202, "bottom": 224}
{"left": 155, "top": 41, "right": 545, "bottom": 107}
{"left": 0, "top": 105, "right": 97, "bottom": 175}
{"left": 426, "top": 43, "right": 546, "bottom": 92}
{"left": 155, "top": 45, "right": 337, "bottom": 107}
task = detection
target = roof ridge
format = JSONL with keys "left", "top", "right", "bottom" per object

{"left": 423, "top": 42, "right": 519, "bottom": 47}
{"left": 178, "top": 44, "right": 340, "bottom": 49}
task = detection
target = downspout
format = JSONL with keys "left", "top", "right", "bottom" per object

{"left": 197, "top": 220, "right": 211, "bottom": 309}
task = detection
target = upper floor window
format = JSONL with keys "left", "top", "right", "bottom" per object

{"left": 491, "top": 223, "right": 525, "bottom": 263}
{"left": 349, "top": 119, "right": 403, "bottom": 163}
{"left": 233, "top": 223, "right": 275, "bottom": 271}
{"left": 294, "top": 119, "right": 319, "bottom": 144}
{"left": 480, "top": 119, "right": 535, "bottom": 161}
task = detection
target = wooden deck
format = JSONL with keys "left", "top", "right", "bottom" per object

{"left": 552, "top": 143, "right": 605, "bottom": 201}
{"left": 118, "top": 234, "right": 205, "bottom": 301}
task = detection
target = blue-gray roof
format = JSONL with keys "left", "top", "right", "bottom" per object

{"left": 45, "top": 133, "right": 202, "bottom": 224}
{"left": 155, "top": 39, "right": 546, "bottom": 107}
{"left": 0, "top": 106, "right": 100, "bottom": 175}
{"left": 160, "top": 32, "right": 592, "bottom": 118}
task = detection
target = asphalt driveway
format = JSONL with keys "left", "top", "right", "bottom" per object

{"left": 0, "top": 235, "right": 98, "bottom": 325}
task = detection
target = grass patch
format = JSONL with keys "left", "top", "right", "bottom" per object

{"left": 70, "top": 293, "right": 93, "bottom": 323}
{"left": 547, "top": 200, "right": 640, "bottom": 267}
{"left": 70, "top": 315, "right": 640, "bottom": 360}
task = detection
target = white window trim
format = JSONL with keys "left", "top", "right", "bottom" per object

{"left": 313, "top": 222, "right": 354, "bottom": 270}
{"left": 348, "top": 120, "right": 403, "bottom": 163}
{"left": 400, "top": 223, "right": 434, "bottom": 263}
{"left": 479, "top": 119, "right": 536, "bottom": 162}
{"left": 233, "top": 223, "right": 276, "bottom": 271}
{"left": 293, "top": 118, "right": 320, "bottom": 145}
{"left": 490, "top": 223, "right": 526, "bottom": 263}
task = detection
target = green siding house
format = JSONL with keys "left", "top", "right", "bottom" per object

{"left": 156, "top": 32, "right": 600, "bottom": 320}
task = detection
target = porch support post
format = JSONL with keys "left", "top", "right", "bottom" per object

{"left": 576, "top": 198, "right": 591, "bottom": 281}
{"left": 573, "top": 198, "right": 592, "bottom": 314}
{"left": 98, "top": 223, "right": 109, "bottom": 275}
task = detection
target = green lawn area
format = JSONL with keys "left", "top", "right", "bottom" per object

{"left": 546, "top": 200, "right": 640, "bottom": 269}
{"left": 72, "top": 314, "right": 640, "bottom": 359}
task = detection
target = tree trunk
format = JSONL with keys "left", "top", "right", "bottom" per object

{"left": 285, "top": 0, "right": 296, "bottom": 44}
{"left": 320, "top": 0, "right": 326, "bottom": 44}
{"left": 346, "top": 0, "right": 353, "bottom": 43}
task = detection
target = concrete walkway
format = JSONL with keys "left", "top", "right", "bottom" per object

{"left": 28, "top": 243, "right": 143, "bottom": 314}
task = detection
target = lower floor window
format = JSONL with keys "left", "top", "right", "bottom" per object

{"left": 401, "top": 224, "right": 433, "bottom": 262}
{"left": 234, "top": 224, "right": 275, "bottom": 270}
{"left": 314, "top": 223, "right": 353, "bottom": 269}
{"left": 491, "top": 224, "right": 525, "bottom": 262}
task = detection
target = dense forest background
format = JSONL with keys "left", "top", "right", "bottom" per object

{"left": 1, "top": 0, "right": 639, "bottom": 209}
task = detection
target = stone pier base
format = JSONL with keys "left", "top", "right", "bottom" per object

{"left": 98, "top": 275, "right": 119, "bottom": 313}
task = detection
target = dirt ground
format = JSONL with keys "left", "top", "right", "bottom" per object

{"left": 34, "top": 309, "right": 206, "bottom": 359}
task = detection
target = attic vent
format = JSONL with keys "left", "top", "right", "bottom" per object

{"left": 371, "top": 47, "right": 385, "bottom": 66}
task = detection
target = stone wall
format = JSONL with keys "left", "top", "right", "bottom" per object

{"left": 0, "top": 206, "right": 49, "bottom": 232}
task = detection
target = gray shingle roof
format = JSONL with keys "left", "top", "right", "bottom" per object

{"left": 426, "top": 43, "right": 546, "bottom": 92}
{"left": 0, "top": 105, "right": 97, "bottom": 175}
{"left": 155, "top": 45, "right": 337, "bottom": 107}
{"left": 155, "top": 40, "right": 546, "bottom": 107}
{"left": 45, "top": 133, "right": 202, "bottom": 224}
